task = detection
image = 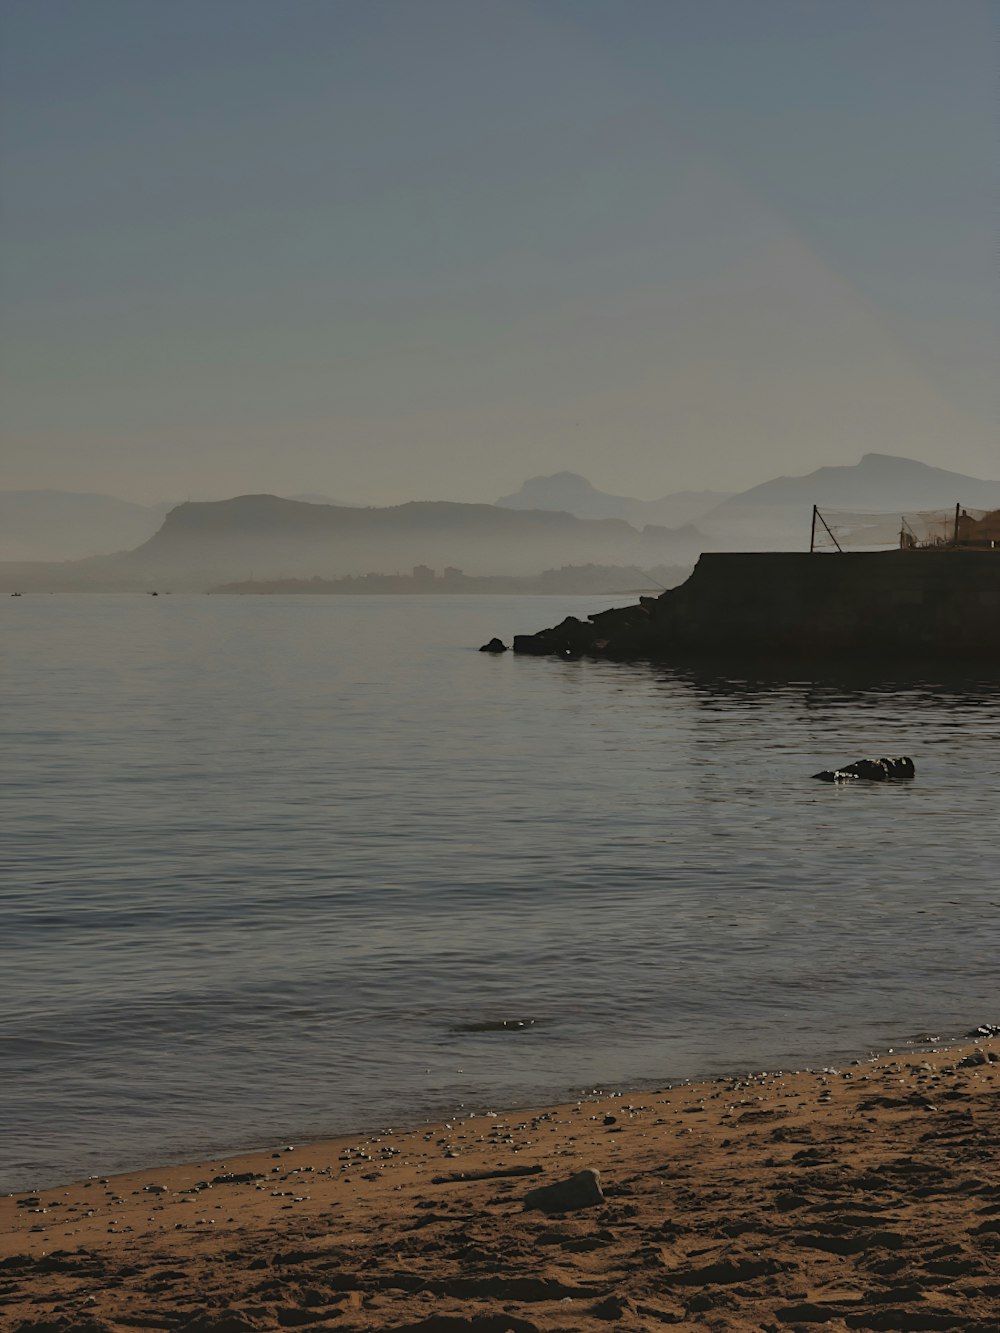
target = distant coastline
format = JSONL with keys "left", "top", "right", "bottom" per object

{"left": 209, "top": 563, "right": 691, "bottom": 597}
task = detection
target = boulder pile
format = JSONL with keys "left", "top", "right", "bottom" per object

{"left": 511, "top": 595, "right": 669, "bottom": 660}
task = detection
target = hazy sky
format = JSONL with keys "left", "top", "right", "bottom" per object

{"left": 2, "top": 0, "right": 997, "bottom": 504}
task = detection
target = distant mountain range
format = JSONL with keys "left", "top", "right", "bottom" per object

{"left": 496, "top": 472, "right": 730, "bottom": 528}
{"left": 698, "top": 454, "right": 1000, "bottom": 549}
{"left": 495, "top": 457, "right": 1000, "bottom": 551}
{"left": 713, "top": 453, "right": 1000, "bottom": 513}
{"left": 3, "top": 455, "right": 997, "bottom": 590}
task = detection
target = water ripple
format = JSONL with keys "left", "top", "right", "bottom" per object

{"left": 2, "top": 594, "right": 998, "bottom": 1189}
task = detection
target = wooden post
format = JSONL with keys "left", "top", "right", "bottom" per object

{"left": 953, "top": 503, "right": 961, "bottom": 546}
{"left": 810, "top": 504, "right": 817, "bottom": 553}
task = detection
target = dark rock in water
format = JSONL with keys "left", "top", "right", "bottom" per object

{"left": 813, "top": 756, "right": 915, "bottom": 782}
{"left": 478, "top": 637, "right": 508, "bottom": 653}
{"left": 512, "top": 634, "right": 554, "bottom": 655}
{"left": 453, "top": 1017, "right": 538, "bottom": 1033}
{"left": 523, "top": 1167, "right": 604, "bottom": 1213}
{"left": 533, "top": 615, "right": 593, "bottom": 657}
{"left": 509, "top": 604, "right": 653, "bottom": 659}
{"left": 967, "top": 1024, "right": 1000, "bottom": 1038}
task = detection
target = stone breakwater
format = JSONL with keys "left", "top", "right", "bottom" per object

{"left": 506, "top": 550, "right": 1000, "bottom": 660}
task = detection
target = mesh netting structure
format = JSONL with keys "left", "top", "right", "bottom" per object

{"left": 810, "top": 506, "right": 998, "bottom": 552}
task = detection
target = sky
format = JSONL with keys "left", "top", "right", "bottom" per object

{"left": 1, "top": 0, "right": 997, "bottom": 505}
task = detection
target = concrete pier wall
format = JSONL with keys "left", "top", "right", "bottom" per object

{"left": 653, "top": 551, "right": 1000, "bottom": 656}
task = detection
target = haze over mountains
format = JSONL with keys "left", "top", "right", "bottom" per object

{"left": 284, "top": 494, "right": 361, "bottom": 509}
{"left": 0, "top": 491, "right": 170, "bottom": 562}
{"left": 0, "top": 490, "right": 359, "bottom": 563}
{"left": 0, "top": 497, "right": 703, "bottom": 592}
{"left": 699, "top": 453, "right": 1000, "bottom": 549}
{"left": 713, "top": 453, "right": 1000, "bottom": 513}
{"left": 496, "top": 473, "right": 730, "bottom": 528}
{"left": 128, "top": 497, "right": 705, "bottom": 588}
{"left": 3, "top": 454, "right": 999, "bottom": 592}
{"left": 496, "top": 456, "right": 1000, "bottom": 539}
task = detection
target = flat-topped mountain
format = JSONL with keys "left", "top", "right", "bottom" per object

{"left": 284, "top": 492, "right": 361, "bottom": 507}
{"left": 0, "top": 494, "right": 703, "bottom": 591}
{"left": 130, "top": 494, "right": 701, "bottom": 578}
{"left": 496, "top": 472, "right": 730, "bottom": 528}
{"left": 0, "top": 488, "right": 364, "bottom": 563}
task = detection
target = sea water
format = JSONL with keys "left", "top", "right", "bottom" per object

{"left": 2, "top": 594, "right": 997, "bottom": 1190}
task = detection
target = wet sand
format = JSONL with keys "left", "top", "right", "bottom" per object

{"left": 3, "top": 1035, "right": 998, "bottom": 1332}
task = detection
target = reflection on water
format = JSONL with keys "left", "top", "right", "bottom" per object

{"left": 2, "top": 595, "right": 997, "bottom": 1190}
{"left": 650, "top": 657, "right": 1000, "bottom": 703}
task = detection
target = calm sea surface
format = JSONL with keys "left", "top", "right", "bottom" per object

{"left": 2, "top": 594, "right": 998, "bottom": 1191}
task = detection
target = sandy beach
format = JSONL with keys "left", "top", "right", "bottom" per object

{"left": 3, "top": 1034, "right": 998, "bottom": 1333}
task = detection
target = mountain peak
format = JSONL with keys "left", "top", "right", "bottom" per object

{"left": 496, "top": 473, "right": 730, "bottom": 527}
{"left": 539, "top": 470, "right": 599, "bottom": 487}
{"left": 715, "top": 453, "right": 1000, "bottom": 514}
{"left": 857, "top": 453, "right": 940, "bottom": 473}
{"left": 497, "top": 473, "right": 603, "bottom": 507}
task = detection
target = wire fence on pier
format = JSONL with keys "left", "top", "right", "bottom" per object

{"left": 810, "top": 505, "right": 997, "bottom": 552}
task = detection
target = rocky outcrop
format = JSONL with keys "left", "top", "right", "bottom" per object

{"left": 812, "top": 757, "right": 915, "bottom": 782}
{"left": 512, "top": 607, "right": 658, "bottom": 660}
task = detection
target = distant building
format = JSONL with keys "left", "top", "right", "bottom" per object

{"left": 957, "top": 509, "right": 1000, "bottom": 548}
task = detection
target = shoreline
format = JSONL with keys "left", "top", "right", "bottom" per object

{"left": 2, "top": 1023, "right": 984, "bottom": 1199}
{"left": 4, "top": 1033, "right": 999, "bottom": 1331}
